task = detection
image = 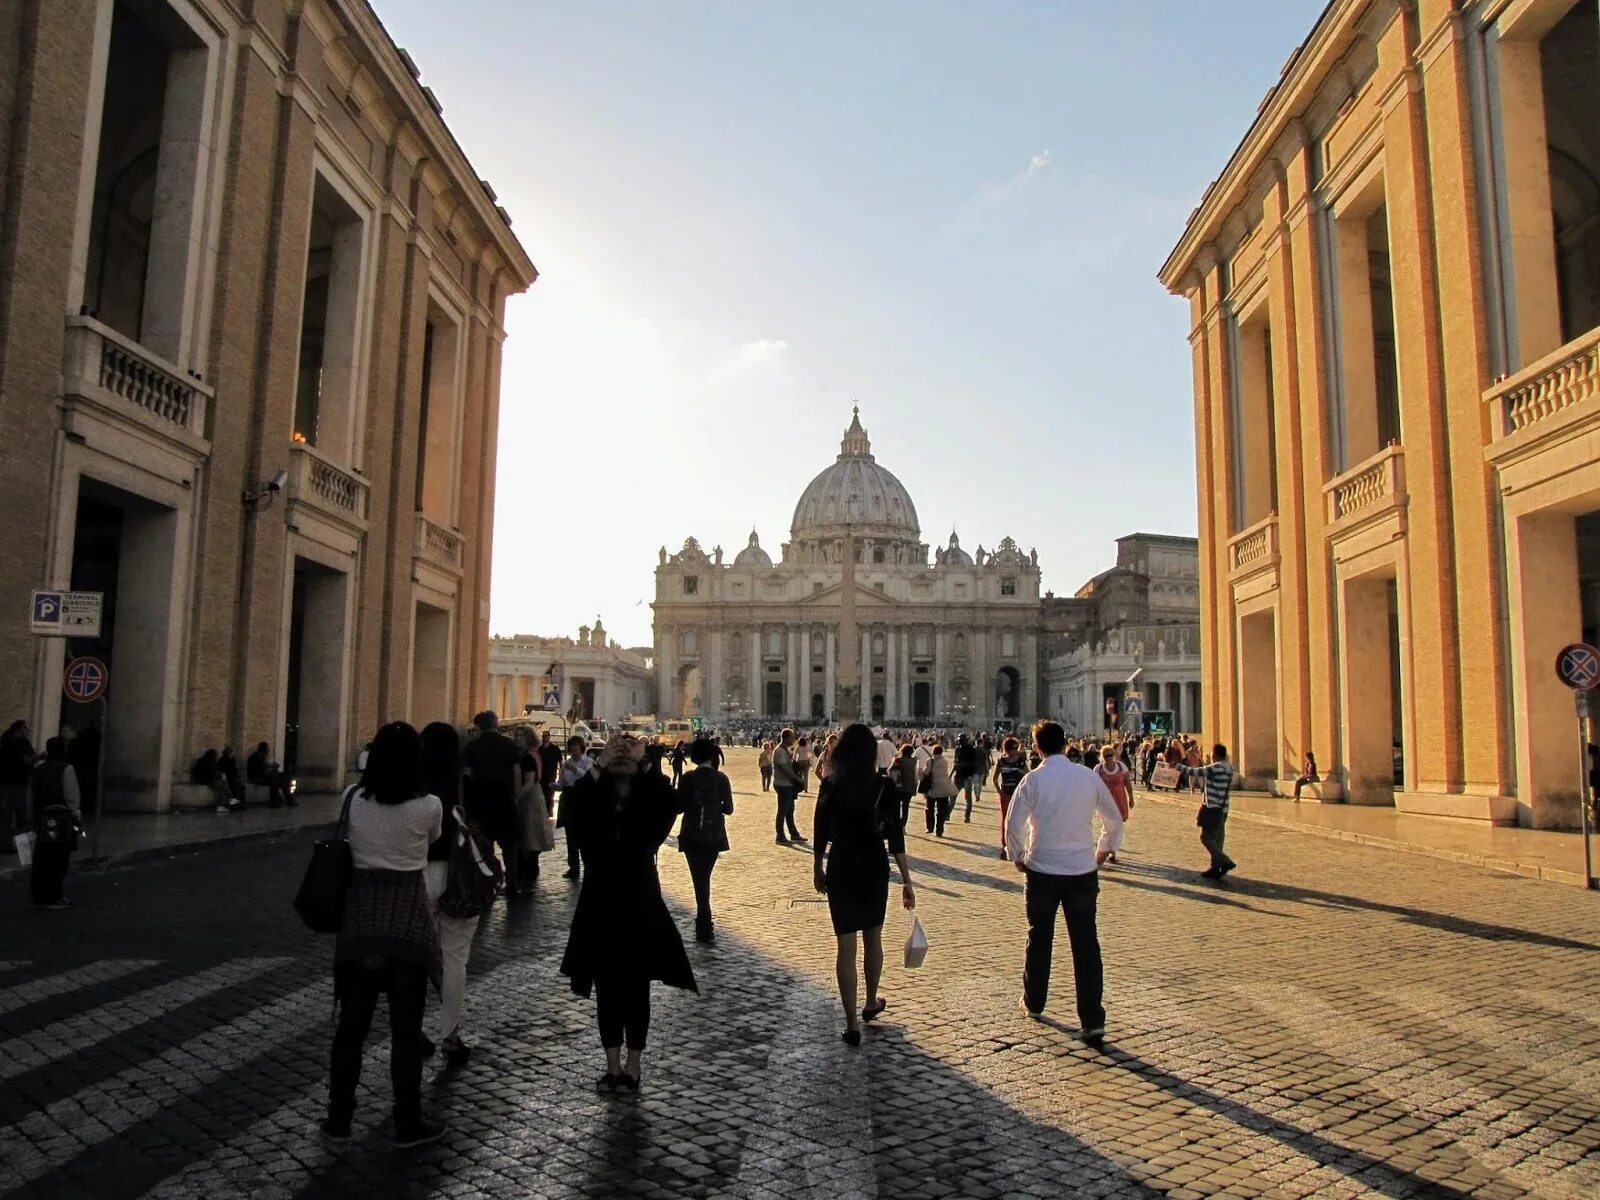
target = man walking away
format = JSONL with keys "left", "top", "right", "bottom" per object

{"left": 1187, "top": 744, "right": 1237, "bottom": 880}
{"left": 462, "top": 712, "right": 523, "bottom": 893}
{"left": 955, "top": 736, "right": 981, "bottom": 822}
{"left": 558, "top": 735, "right": 595, "bottom": 881}
{"left": 1006, "top": 721, "right": 1122, "bottom": 1045}
{"left": 771, "top": 729, "right": 806, "bottom": 845}
{"left": 29, "top": 737, "right": 82, "bottom": 908}
{"left": 876, "top": 730, "right": 897, "bottom": 776}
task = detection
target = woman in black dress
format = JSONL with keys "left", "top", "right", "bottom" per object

{"left": 812, "top": 723, "right": 917, "bottom": 1045}
{"left": 560, "top": 733, "right": 697, "bottom": 1092}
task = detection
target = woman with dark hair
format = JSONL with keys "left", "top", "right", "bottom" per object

{"left": 676, "top": 736, "right": 735, "bottom": 943}
{"left": 813, "top": 723, "right": 917, "bottom": 1045}
{"left": 323, "top": 722, "right": 444, "bottom": 1148}
{"left": 421, "top": 721, "right": 476, "bottom": 1067}
{"left": 561, "top": 733, "right": 697, "bottom": 1093}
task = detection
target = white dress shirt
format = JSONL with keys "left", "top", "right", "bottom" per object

{"left": 876, "top": 738, "right": 898, "bottom": 772}
{"left": 913, "top": 744, "right": 932, "bottom": 776}
{"left": 1004, "top": 755, "right": 1123, "bottom": 876}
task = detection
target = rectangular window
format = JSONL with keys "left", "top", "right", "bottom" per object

{"left": 1327, "top": 178, "right": 1401, "bottom": 470}
{"left": 1001, "top": 578, "right": 1017, "bottom": 596}
{"left": 416, "top": 300, "right": 463, "bottom": 520}
{"left": 294, "top": 172, "right": 366, "bottom": 456}
{"left": 83, "top": 0, "right": 212, "bottom": 360}
{"left": 683, "top": 577, "right": 699, "bottom": 595}
{"left": 1231, "top": 304, "right": 1280, "bottom": 523}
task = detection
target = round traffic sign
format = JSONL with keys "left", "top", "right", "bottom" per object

{"left": 1555, "top": 643, "right": 1600, "bottom": 691}
{"left": 63, "top": 656, "right": 108, "bottom": 704}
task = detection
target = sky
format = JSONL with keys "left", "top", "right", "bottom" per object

{"left": 376, "top": 0, "right": 1329, "bottom": 650}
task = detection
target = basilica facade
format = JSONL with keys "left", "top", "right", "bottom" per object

{"left": 652, "top": 412, "right": 1043, "bottom": 726}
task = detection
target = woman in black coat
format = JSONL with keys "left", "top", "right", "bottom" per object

{"left": 813, "top": 723, "right": 917, "bottom": 1046}
{"left": 560, "top": 733, "right": 696, "bottom": 1093}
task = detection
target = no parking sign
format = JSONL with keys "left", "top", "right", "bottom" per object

{"left": 1556, "top": 643, "right": 1600, "bottom": 691}
{"left": 63, "top": 656, "right": 109, "bottom": 704}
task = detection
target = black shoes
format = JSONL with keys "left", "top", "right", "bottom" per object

{"left": 1082, "top": 1027, "right": 1106, "bottom": 1048}
{"left": 861, "top": 998, "right": 887, "bottom": 1022}
{"left": 442, "top": 1035, "right": 471, "bottom": 1068}
{"left": 562, "top": 867, "right": 580, "bottom": 881}
{"left": 1200, "top": 867, "right": 1221, "bottom": 880}
{"left": 597, "top": 1072, "right": 620, "bottom": 1093}
{"left": 841, "top": 1028, "right": 862, "bottom": 1046}
{"left": 775, "top": 837, "right": 791, "bottom": 846}
{"left": 419, "top": 1034, "right": 436, "bottom": 1060}
{"left": 319, "top": 1117, "right": 352, "bottom": 1145}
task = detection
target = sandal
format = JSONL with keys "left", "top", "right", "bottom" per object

{"left": 596, "top": 1072, "right": 620, "bottom": 1094}
{"left": 861, "top": 998, "right": 888, "bottom": 1023}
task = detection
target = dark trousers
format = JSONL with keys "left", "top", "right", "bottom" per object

{"left": 1292, "top": 775, "right": 1315, "bottom": 799}
{"left": 896, "top": 788, "right": 913, "bottom": 830}
{"left": 1200, "top": 811, "right": 1236, "bottom": 872}
{"left": 1022, "top": 868, "right": 1105, "bottom": 1032}
{"left": 925, "top": 794, "right": 951, "bottom": 834}
{"left": 595, "top": 975, "right": 651, "bottom": 1051}
{"left": 760, "top": 767, "right": 772, "bottom": 791}
{"left": 30, "top": 842, "right": 70, "bottom": 904}
{"left": 683, "top": 844, "right": 719, "bottom": 930}
{"left": 327, "top": 962, "right": 428, "bottom": 1126}
{"left": 774, "top": 786, "right": 801, "bottom": 840}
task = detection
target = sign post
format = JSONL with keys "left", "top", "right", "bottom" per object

{"left": 1555, "top": 643, "right": 1600, "bottom": 890}
{"left": 62, "top": 655, "right": 110, "bottom": 867}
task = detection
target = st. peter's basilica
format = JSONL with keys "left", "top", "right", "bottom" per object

{"left": 652, "top": 410, "right": 1045, "bottom": 727}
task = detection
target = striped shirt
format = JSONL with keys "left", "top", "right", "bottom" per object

{"left": 1187, "top": 762, "right": 1235, "bottom": 810}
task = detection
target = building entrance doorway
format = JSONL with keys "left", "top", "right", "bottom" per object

{"left": 285, "top": 558, "right": 349, "bottom": 791}
{"left": 410, "top": 601, "right": 450, "bottom": 726}
{"left": 995, "top": 666, "right": 1020, "bottom": 720}
{"left": 811, "top": 693, "right": 826, "bottom": 721}
{"left": 912, "top": 681, "right": 932, "bottom": 719}
{"left": 871, "top": 693, "right": 886, "bottom": 722}
{"left": 1237, "top": 608, "right": 1280, "bottom": 787}
{"left": 1339, "top": 574, "right": 1404, "bottom": 805}
{"left": 765, "top": 680, "right": 785, "bottom": 717}
{"left": 63, "top": 482, "right": 177, "bottom": 811}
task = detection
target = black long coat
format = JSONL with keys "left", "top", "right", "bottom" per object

{"left": 559, "top": 769, "right": 697, "bottom": 998}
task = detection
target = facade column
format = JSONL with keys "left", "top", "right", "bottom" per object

{"left": 824, "top": 627, "right": 837, "bottom": 718}
{"left": 861, "top": 629, "right": 871, "bottom": 715}
{"left": 933, "top": 627, "right": 946, "bottom": 719}
{"left": 749, "top": 624, "right": 760, "bottom": 711}
{"left": 900, "top": 629, "right": 912, "bottom": 718}
{"left": 787, "top": 626, "right": 800, "bottom": 719}
{"left": 707, "top": 630, "right": 723, "bottom": 721}
{"left": 658, "top": 626, "right": 676, "bottom": 718}
{"left": 801, "top": 624, "right": 813, "bottom": 718}
{"left": 885, "top": 628, "right": 898, "bottom": 720}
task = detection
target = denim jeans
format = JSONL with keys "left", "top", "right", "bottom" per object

{"left": 1022, "top": 868, "right": 1104, "bottom": 1032}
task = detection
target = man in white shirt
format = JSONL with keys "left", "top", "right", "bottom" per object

{"left": 1005, "top": 720, "right": 1123, "bottom": 1044}
{"left": 876, "top": 731, "right": 898, "bottom": 774}
{"left": 912, "top": 738, "right": 932, "bottom": 779}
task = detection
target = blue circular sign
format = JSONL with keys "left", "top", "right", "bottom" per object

{"left": 1555, "top": 643, "right": 1600, "bottom": 691}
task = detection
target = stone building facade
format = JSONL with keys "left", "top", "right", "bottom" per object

{"left": 0, "top": 0, "right": 536, "bottom": 809}
{"left": 1161, "top": 0, "right": 1599, "bottom": 826}
{"left": 1044, "top": 534, "right": 1202, "bottom": 736}
{"left": 487, "top": 621, "right": 655, "bottom": 725}
{"left": 652, "top": 412, "right": 1043, "bottom": 727}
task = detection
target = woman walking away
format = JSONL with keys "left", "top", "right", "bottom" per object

{"left": 922, "top": 744, "right": 957, "bottom": 837}
{"left": 993, "top": 737, "right": 1028, "bottom": 860}
{"left": 561, "top": 733, "right": 697, "bottom": 1094}
{"left": 1292, "top": 751, "right": 1319, "bottom": 800}
{"left": 29, "top": 737, "right": 81, "bottom": 908}
{"left": 890, "top": 744, "right": 919, "bottom": 830}
{"left": 813, "top": 724, "right": 916, "bottom": 1045}
{"left": 758, "top": 740, "right": 775, "bottom": 792}
{"left": 1094, "top": 745, "right": 1134, "bottom": 864}
{"left": 324, "top": 722, "right": 444, "bottom": 1148}
{"left": 421, "top": 721, "right": 478, "bottom": 1068}
{"left": 676, "top": 736, "right": 734, "bottom": 943}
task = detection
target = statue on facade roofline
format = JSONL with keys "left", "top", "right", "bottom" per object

{"left": 659, "top": 546, "right": 668, "bottom": 565}
{"left": 714, "top": 545, "right": 723, "bottom": 566}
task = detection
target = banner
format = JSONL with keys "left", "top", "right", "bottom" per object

{"left": 1150, "top": 764, "right": 1182, "bottom": 790}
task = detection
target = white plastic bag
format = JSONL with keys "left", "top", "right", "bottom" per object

{"left": 904, "top": 913, "right": 929, "bottom": 969}
{"left": 13, "top": 832, "right": 34, "bottom": 867}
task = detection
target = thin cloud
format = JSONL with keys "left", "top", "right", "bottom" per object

{"left": 739, "top": 338, "right": 789, "bottom": 358}
{"left": 979, "top": 149, "right": 1054, "bottom": 201}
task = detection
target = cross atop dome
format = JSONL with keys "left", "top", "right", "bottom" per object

{"left": 839, "top": 405, "right": 873, "bottom": 460}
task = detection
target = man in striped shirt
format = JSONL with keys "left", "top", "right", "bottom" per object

{"left": 1186, "top": 744, "right": 1237, "bottom": 880}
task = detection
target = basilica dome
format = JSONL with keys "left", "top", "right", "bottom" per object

{"left": 733, "top": 530, "right": 772, "bottom": 567}
{"left": 790, "top": 409, "right": 921, "bottom": 543}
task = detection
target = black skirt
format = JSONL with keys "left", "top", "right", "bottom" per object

{"left": 824, "top": 851, "right": 890, "bottom": 936}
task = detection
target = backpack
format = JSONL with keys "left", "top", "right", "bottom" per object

{"left": 892, "top": 756, "right": 919, "bottom": 794}
{"left": 439, "top": 804, "right": 503, "bottom": 919}
{"left": 997, "top": 758, "right": 1027, "bottom": 792}
{"left": 685, "top": 770, "right": 727, "bottom": 841}
{"left": 38, "top": 804, "right": 78, "bottom": 848}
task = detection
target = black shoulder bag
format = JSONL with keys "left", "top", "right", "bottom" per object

{"left": 293, "top": 786, "right": 356, "bottom": 933}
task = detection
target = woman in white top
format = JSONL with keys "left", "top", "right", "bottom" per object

{"left": 324, "top": 722, "right": 445, "bottom": 1150}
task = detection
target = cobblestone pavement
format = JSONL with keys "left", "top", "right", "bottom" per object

{"left": 3, "top": 748, "right": 1600, "bottom": 1200}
